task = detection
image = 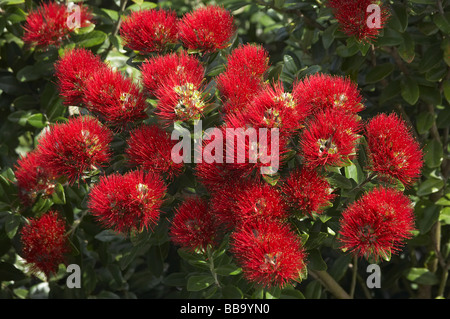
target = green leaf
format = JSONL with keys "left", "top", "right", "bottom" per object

{"left": 401, "top": 77, "right": 420, "bottom": 105}
{"left": 162, "top": 272, "right": 187, "bottom": 287}
{"left": 221, "top": 285, "right": 243, "bottom": 299}
{"left": 389, "top": 4, "right": 408, "bottom": 33}
{"left": 419, "top": 85, "right": 442, "bottom": 105}
{"left": 418, "top": 44, "right": 442, "bottom": 73}
{"left": 322, "top": 24, "right": 338, "bottom": 50}
{"left": 416, "top": 112, "right": 435, "bottom": 135}
{"left": 7, "top": 110, "right": 31, "bottom": 126}
{"left": 416, "top": 202, "right": 441, "bottom": 234}
{"left": 51, "top": 183, "right": 66, "bottom": 205}
{"left": 4, "top": 213, "right": 21, "bottom": 239}
{"left": 215, "top": 264, "right": 242, "bottom": 276}
{"left": 73, "top": 30, "right": 107, "bottom": 48}
{"left": 187, "top": 274, "right": 215, "bottom": 292}
{"left": 417, "top": 177, "right": 444, "bottom": 196}
{"left": 307, "top": 249, "right": 327, "bottom": 271}
{"left": 27, "top": 113, "right": 48, "bottom": 129}
{"left": 442, "top": 81, "right": 450, "bottom": 104}
{"left": 365, "top": 64, "right": 394, "bottom": 84}
{"left": 405, "top": 268, "right": 439, "bottom": 285}
{"left": 433, "top": 12, "right": 450, "bottom": 34}
{"left": 326, "top": 172, "right": 353, "bottom": 189}
{"left": 280, "top": 287, "right": 305, "bottom": 299}
{"left": 398, "top": 32, "right": 415, "bottom": 63}
{"left": 0, "top": 262, "right": 26, "bottom": 281}
{"left": 423, "top": 139, "right": 443, "bottom": 168}
{"left": 95, "top": 229, "right": 123, "bottom": 242}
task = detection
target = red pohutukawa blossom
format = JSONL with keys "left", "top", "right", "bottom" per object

{"left": 155, "top": 78, "right": 208, "bottom": 124}
{"left": 140, "top": 51, "right": 205, "bottom": 96}
{"left": 21, "top": 211, "right": 69, "bottom": 276}
{"left": 230, "top": 219, "right": 307, "bottom": 288}
{"left": 14, "top": 149, "right": 58, "bottom": 206}
{"left": 327, "top": 0, "right": 390, "bottom": 43}
{"left": 54, "top": 48, "right": 106, "bottom": 106}
{"left": 88, "top": 170, "right": 167, "bottom": 233}
{"left": 120, "top": 9, "right": 179, "bottom": 53}
{"left": 37, "top": 116, "right": 112, "bottom": 184}
{"left": 22, "top": 2, "right": 93, "bottom": 49}
{"left": 292, "top": 73, "right": 365, "bottom": 114}
{"left": 82, "top": 67, "right": 148, "bottom": 128}
{"left": 300, "top": 108, "right": 361, "bottom": 168}
{"left": 126, "top": 124, "right": 184, "bottom": 179}
{"left": 339, "top": 186, "right": 415, "bottom": 261}
{"left": 365, "top": 112, "right": 423, "bottom": 186}
{"left": 211, "top": 180, "right": 289, "bottom": 229}
{"left": 281, "top": 168, "right": 335, "bottom": 216}
{"left": 217, "top": 44, "right": 269, "bottom": 114}
{"left": 225, "top": 82, "right": 311, "bottom": 137}
{"left": 170, "top": 196, "right": 218, "bottom": 252}
{"left": 226, "top": 44, "right": 270, "bottom": 79}
{"left": 178, "top": 5, "right": 236, "bottom": 52}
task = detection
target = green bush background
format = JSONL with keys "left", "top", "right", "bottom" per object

{"left": 0, "top": 0, "right": 449, "bottom": 299}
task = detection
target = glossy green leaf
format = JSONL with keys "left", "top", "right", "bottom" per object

{"left": 405, "top": 268, "right": 439, "bottom": 285}
{"left": 365, "top": 64, "right": 394, "bottom": 84}
{"left": 187, "top": 274, "right": 215, "bottom": 292}
{"left": 401, "top": 76, "right": 419, "bottom": 105}
{"left": 423, "top": 139, "right": 443, "bottom": 168}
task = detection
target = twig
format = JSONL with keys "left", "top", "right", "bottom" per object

{"left": 309, "top": 269, "right": 352, "bottom": 299}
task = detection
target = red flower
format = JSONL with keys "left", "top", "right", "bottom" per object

{"left": 327, "top": 0, "right": 390, "bottom": 43}
{"left": 125, "top": 124, "right": 184, "bottom": 179}
{"left": 88, "top": 170, "right": 167, "bottom": 233}
{"left": 226, "top": 44, "right": 270, "bottom": 80}
{"left": 140, "top": 51, "right": 205, "bottom": 96}
{"left": 82, "top": 67, "right": 148, "bottom": 128}
{"left": 365, "top": 113, "right": 423, "bottom": 187}
{"left": 300, "top": 108, "right": 361, "bottom": 168}
{"left": 120, "top": 9, "right": 179, "bottom": 53}
{"left": 54, "top": 48, "right": 106, "bottom": 106}
{"left": 37, "top": 116, "right": 112, "bottom": 184}
{"left": 292, "top": 73, "right": 365, "bottom": 114}
{"left": 155, "top": 78, "right": 208, "bottom": 124}
{"left": 230, "top": 219, "right": 307, "bottom": 288}
{"left": 178, "top": 5, "right": 235, "bottom": 52}
{"left": 225, "top": 82, "right": 311, "bottom": 138}
{"left": 281, "top": 168, "right": 335, "bottom": 216}
{"left": 217, "top": 44, "right": 269, "bottom": 114}
{"left": 211, "top": 180, "right": 288, "bottom": 229}
{"left": 339, "top": 186, "right": 415, "bottom": 261}
{"left": 217, "top": 70, "right": 264, "bottom": 114}
{"left": 21, "top": 211, "right": 69, "bottom": 276}
{"left": 169, "top": 196, "right": 218, "bottom": 252}
{"left": 14, "top": 149, "right": 58, "bottom": 206}
{"left": 22, "top": 2, "right": 92, "bottom": 49}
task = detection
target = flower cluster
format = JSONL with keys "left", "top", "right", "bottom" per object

{"left": 20, "top": 211, "right": 69, "bottom": 276}
{"left": 14, "top": 2, "right": 423, "bottom": 291}
{"left": 327, "top": 0, "right": 390, "bottom": 43}
{"left": 22, "top": 2, "right": 93, "bottom": 49}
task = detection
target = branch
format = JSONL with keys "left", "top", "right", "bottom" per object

{"left": 309, "top": 269, "right": 352, "bottom": 299}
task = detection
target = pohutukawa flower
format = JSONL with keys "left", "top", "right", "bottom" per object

{"left": 281, "top": 168, "right": 336, "bottom": 216}
{"left": 217, "top": 44, "right": 269, "bottom": 114}
{"left": 54, "top": 48, "right": 106, "bottom": 106}
{"left": 126, "top": 124, "right": 184, "bottom": 179}
{"left": 120, "top": 9, "right": 179, "bottom": 53}
{"left": 22, "top": 2, "right": 93, "bottom": 49}
{"left": 226, "top": 44, "right": 270, "bottom": 80}
{"left": 365, "top": 113, "right": 423, "bottom": 186}
{"left": 226, "top": 82, "right": 311, "bottom": 137}
{"left": 14, "top": 149, "right": 58, "bottom": 206}
{"left": 155, "top": 79, "right": 207, "bottom": 124}
{"left": 230, "top": 219, "right": 307, "bottom": 289}
{"left": 212, "top": 180, "right": 289, "bottom": 228}
{"left": 300, "top": 108, "right": 361, "bottom": 168}
{"left": 339, "top": 186, "right": 415, "bottom": 261}
{"left": 37, "top": 116, "right": 112, "bottom": 184}
{"left": 178, "top": 5, "right": 236, "bottom": 52}
{"left": 217, "top": 70, "right": 265, "bottom": 114}
{"left": 20, "top": 211, "right": 69, "bottom": 276}
{"left": 140, "top": 51, "right": 205, "bottom": 96}
{"left": 82, "top": 67, "right": 148, "bottom": 128}
{"left": 292, "top": 73, "right": 365, "bottom": 114}
{"left": 169, "top": 196, "right": 218, "bottom": 252}
{"left": 327, "top": 0, "right": 390, "bottom": 43}
{"left": 88, "top": 170, "right": 167, "bottom": 234}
